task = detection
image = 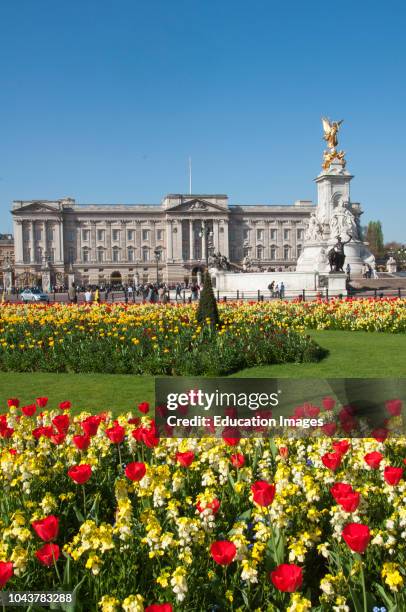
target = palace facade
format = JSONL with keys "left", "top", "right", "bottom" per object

{"left": 12, "top": 194, "right": 314, "bottom": 286}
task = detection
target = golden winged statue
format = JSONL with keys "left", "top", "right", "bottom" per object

{"left": 321, "top": 117, "right": 346, "bottom": 171}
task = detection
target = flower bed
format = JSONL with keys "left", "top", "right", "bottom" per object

{"left": 0, "top": 303, "right": 325, "bottom": 375}
{"left": 1, "top": 397, "right": 405, "bottom": 611}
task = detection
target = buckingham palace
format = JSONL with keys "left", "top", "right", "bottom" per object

{"left": 11, "top": 193, "right": 314, "bottom": 287}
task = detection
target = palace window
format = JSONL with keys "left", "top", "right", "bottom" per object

{"left": 68, "top": 247, "right": 74, "bottom": 263}
{"left": 283, "top": 229, "right": 290, "bottom": 241}
{"left": 49, "top": 249, "right": 55, "bottom": 263}
{"left": 297, "top": 244, "right": 303, "bottom": 257}
{"left": 270, "top": 229, "right": 277, "bottom": 240}
{"left": 127, "top": 247, "right": 134, "bottom": 262}
{"left": 97, "top": 247, "right": 105, "bottom": 263}
{"left": 82, "top": 248, "right": 90, "bottom": 263}
{"left": 35, "top": 228, "right": 42, "bottom": 241}
{"left": 97, "top": 229, "right": 105, "bottom": 241}
{"left": 112, "top": 230, "right": 120, "bottom": 241}
{"left": 47, "top": 227, "right": 54, "bottom": 242}
{"left": 243, "top": 246, "right": 250, "bottom": 258}
{"left": 243, "top": 228, "right": 249, "bottom": 240}
{"left": 156, "top": 229, "right": 164, "bottom": 241}
{"left": 112, "top": 247, "right": 120, "bottom": 262}
{"left": 256, "top": 245, "right": 264, "bottom": 260}
{"left": 142, "top": 247, "right": 149, "bottom": 262}
{"left": 67, "top": 230, "right": 74, "bottom": 242}
{"left": 270, "top": 245, "right": 277, "bottom": 260}
{"left": 35, "top": 247, "right": 42, "bottom": 263}
{"left": 127, "top": 230, "right": 134, "bottom": 241}
{"left": 142, "top": 229, "right": 149, "bottom": 241}
{"left": 23, "top": 248, "right": 31, "bottom": 263}
{"left": 82, "top": 229, "right": 90, "bottom": 241}
{"left": 283, "top": 245, "right": 290, "bottom": 260}
{"left": 256, "top": 229, "right": 264, "bottom": 241}
{"left": 297, "top": 228, "right": 304, "bottom": 240}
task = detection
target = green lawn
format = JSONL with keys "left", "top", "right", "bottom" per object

{"left": 0, "top": 330, "right": 404, "bottom": 415}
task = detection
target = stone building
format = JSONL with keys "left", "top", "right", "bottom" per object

{"left": 11, "top": 194, "right": 314, "bottom": 287}
{"left": 0, "top": 234, "right": 14, "bottom": 287}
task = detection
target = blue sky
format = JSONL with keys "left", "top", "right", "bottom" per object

{"left": 0, "top": 0, "right": 405, "bottom": 241}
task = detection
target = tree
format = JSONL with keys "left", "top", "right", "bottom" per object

{"left": 365, "top": 221, "right": 384, "bottom": 257}
{"left": 196, "top": 272, "right": 220, "bottom": 327}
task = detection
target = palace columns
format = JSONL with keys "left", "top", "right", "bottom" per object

{"left": 189, "top": 219, "right": 194, "bottom": 260}
{"left": 120, "top": 221, "right": 126, "bottom": 260}
{"left": 14, "top": 220, "right": 24, "bottom": 263}
{"left": 90, "top": 222, "right": 97, "bottom": 262}
{"left": 166, "top": 220, "right": 173, "bottom": 260}
{"left": 106, "top": 221, "right": 112, "bottom": 262}
{"left": 201, "top": 220, "right": 206, "bottom": 261}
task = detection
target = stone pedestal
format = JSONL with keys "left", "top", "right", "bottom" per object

{"left": 297, "top": 159, "right": 374, "bottom": 275}
{"left": 67, "top": 273, "right": 75, "bottom": 289}
{"left": 325, "top": 273, "right": 347, "bottom": 296}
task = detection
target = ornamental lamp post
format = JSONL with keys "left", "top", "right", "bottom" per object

{"left": 153, "top": 248, "right": 161, "bottom": 285}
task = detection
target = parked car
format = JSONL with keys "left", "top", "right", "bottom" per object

{"left": 20, "top": 288, "right": 49, "bottom": 303}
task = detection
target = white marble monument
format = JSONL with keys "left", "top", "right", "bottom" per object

{"left": 296, "top": 119, "right": 375, "bottom": 275}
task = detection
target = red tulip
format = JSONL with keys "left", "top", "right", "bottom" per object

{"left": 278, "top": 446, "right": 289, "bottom": 459}
{"left": 384, "top": 466, "right": 403, "bottom": 486}
{"left": 128, "top": 416, "right": 141, "bottom": 426}
{"left": 332, "top": 440, "right": 350, "bottom": 455}
{"left": 222, "top": 427, "right": 241, "bottom": 446}
{"left": 342, "top": 523, "right": 370, "bottom": 553}
{"left": 52, "top": 414, "right": 70, "bottom": 434}
{"left": 341, "top": 418, "right": 357, "bottom": 434}
{"left": 321, "top": 422, "right": 337, "bottom": 436}
{"left": 32, "top": 425, "right": 53, "bottom": 439}
{"left": 364, "top": 451, "right": 383, "bottom": 469}
{"left": 322, "top": 396, "right": 336, "bottom": 410}
{"left": 125, "top": 462, "right": 146, "bottom": 481}
{"left": 251, "top": 480, "right": 276, "bottom": 506}
{"left": 59, "top": 401, "right": 71, "bottom": 411}
{"left": 145, "top": 604, "right": 172, "bottom": 612}
{"left": 36, "top": 397, "right": 48, "bottom": 408}
{"left": 7, "top": 398, "right": 19, "bottom": 408}
{"left": 105, "top": 422, "right": 125, "bottom": 444}
{"left": 80, "top": 415, "right": 101, "bottom": 437}
{"left": 0, "top": 426, "right": 14, "bottom": 438}
{"left": 197, "top": 499, "right": 220, "bottom": 514}
{"left": 371, "top": 427, "right": 389, "bottom": 443}
{"left": 21, "top": 404, "right": 36, "bottom": 417}
{"left": 385, "top": 399, "right": 402, "bottom": 416}
{"left": 176, "top": 451, "right": 195, "bottom": 467}
{"left": 72, "top": 434, "right": 91, "bottom": 451}
{"left": 303, "top": 403, "right": 320, "bottom": 418}
{"left": 0, "top": 561, "right": 13, "bottom": 587}
{"left": 270, "top": 564, "right": 303, "bottom": 592}
{"left": 35, "top": 543, "right": 60, "bottom": 566}
{"left": 31, "top": 515, "right": 59, "bottom": 542}
{"left": 138, "top": 402, "right": 150, "bottom": 414}
{"left": 330, "top": 482, "right": 354, "bottom": 503}
{"left": 67, "top": 464, "right": 92, "bottom": 484}
{"left": 50, "top": 433, "right": 66, "bottom": 445}
{"left": 230, "top": 453, "right": 245, "bottom": 468}
{"left": 322, "top": 452, "right": 342, "bottom": 471}
{"left": 210, "top": 540, "right": 237, "bottom": 565}
{"left": 132, "top": 422, "right": 159, "bottom": 447}
{"left": 337, "top": 492, "right": 360, "bottom": 513}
